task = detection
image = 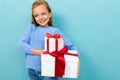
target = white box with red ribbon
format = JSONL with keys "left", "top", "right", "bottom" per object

{"left": 41, "top": 46, "right": 79, "bottom": 78}
{"left": 44, "top": 33, "right": 64, "bottom": 52}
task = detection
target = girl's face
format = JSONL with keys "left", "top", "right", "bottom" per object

{"left": 32, "top": 4, "right": 52, "bottom": 26}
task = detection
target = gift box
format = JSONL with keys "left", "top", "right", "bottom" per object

{"left": 44, "top": 33, "right": 64, "bottom": 52}
{"left": 41, "top": 47, "right": 79, "bottom": 78}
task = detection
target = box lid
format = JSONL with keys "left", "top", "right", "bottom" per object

{"left": 64, "top": 50, "right": 79, "bottom": 62}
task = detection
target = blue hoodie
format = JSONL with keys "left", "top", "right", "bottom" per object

{"left": 18, "top": 24, "right": 79, "bottom": 71}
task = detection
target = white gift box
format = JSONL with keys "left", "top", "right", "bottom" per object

{"left": 44, "top": 36, "right": 64, "bottom": 52}
{"left": 41, "top": 50, "right": 79, "bottom": 78}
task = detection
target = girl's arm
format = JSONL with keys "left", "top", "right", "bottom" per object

{"left": 18, "top": 24, "right": 43, "bottom": 56}
{"left": 55, "top": 28, "right": 80, "bottom": 57}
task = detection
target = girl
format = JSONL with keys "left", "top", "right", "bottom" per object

{"left": 18, "top": 0, "right": 80, "bottom": 80}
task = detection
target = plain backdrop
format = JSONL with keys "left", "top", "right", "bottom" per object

{"left": 0, "top": 0, "right": 120, "bottom": 80}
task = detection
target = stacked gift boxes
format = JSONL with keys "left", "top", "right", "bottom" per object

{"left": 41, "top": 33, "right": 79, "bottom": 78}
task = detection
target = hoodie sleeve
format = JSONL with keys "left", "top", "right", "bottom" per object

{"left": 18, "top": 24, "right": 34, "bottom": 54}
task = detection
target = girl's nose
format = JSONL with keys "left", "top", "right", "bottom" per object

{"left": 39, "top": 15, "right": 43, "bottom": 20}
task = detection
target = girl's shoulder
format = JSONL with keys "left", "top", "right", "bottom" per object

{"left": 48, "top": 26, "right": 60, "bottom": 31}
{"left": 27, "top": 24, "right": 40, "bottom": 31}
{"left": 27, "top": 23, "right": 36, "bottom": 29}
{"left": 48, "top": 26, "right": 63, "bottom": 34}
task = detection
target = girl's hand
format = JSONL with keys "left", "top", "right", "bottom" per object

{"left": 32, "top": 48, "right": 44, "bottom": 56}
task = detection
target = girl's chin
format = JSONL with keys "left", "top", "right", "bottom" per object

{"left": 39, "top": 23, "right": 48, "bottom": 26}
{"left": 37, "top": 21, "right": 48, "bottom": 26}
{"left": 39, "top": 24, "right": 48, "bottom": 27}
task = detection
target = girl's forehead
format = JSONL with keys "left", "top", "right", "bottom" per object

{"left": 33, "top": 4, "right": 47, "bottom": 11}
{"left": 32, "top": 4, "right": 49, "bottom": 14}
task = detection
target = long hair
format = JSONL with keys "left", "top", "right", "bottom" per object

{"left": 32, "top": 0, "right": 53, "bottom": 26}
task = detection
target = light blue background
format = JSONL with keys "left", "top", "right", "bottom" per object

{"left": 0, "top": 0, "right": 120, "bottom": 80}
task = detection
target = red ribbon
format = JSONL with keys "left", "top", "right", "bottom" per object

{"left": 46, "top": 33, "right": 61, "bottom": 52}
{"left": 46, "top": 33, "right": 60, "bottom": 38}
{"left": 43, "top": 46, "right": 78, "bottom": 77}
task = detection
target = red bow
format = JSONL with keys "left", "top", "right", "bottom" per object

{"left": 46, "top": 33, "right": 60, "bottom": 38}
{"left": 43, "top": 46, "right": 78, "bottom": 77}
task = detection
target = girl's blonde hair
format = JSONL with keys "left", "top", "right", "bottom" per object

{"left": 32, "top": 0, "right": 53, "bottom": 26}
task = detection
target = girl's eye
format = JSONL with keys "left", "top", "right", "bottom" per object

{"left": 34, "top": 14, "right": 38, "bottom": 18}
{"left": 42, "top": 13, "right": 46, "bottom": 15}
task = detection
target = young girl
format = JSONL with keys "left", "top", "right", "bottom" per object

{"left": 18, "top": 0, "right": 80, "bottom": 80}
